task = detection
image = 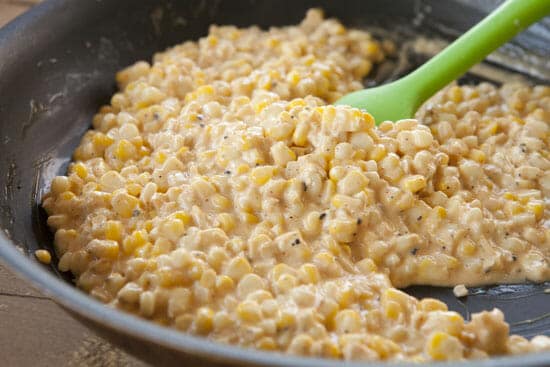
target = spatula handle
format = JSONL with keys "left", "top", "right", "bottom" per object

{"left": 406, "top": 0, "right": 550, "bottom": 111}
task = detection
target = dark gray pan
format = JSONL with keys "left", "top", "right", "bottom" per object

{"left": 0, "top": 0, "right": 548, "bottom": 366}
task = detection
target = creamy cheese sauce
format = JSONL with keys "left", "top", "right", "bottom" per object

{"left": 42, "top": 9, "right": 550, "bottom": 362}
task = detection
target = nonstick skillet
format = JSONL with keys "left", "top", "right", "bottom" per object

{"left": 0, "top": 0, "right": 549, "bottom": 366}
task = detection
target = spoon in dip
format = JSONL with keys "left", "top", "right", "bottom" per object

{"left": 336, "top": 0, "right": 550, "bottom": 124}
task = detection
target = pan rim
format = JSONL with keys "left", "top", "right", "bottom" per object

{"left": 0, "top": 0, "right": 549, "bottom": 366}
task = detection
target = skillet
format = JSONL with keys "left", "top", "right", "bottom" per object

{"left": 0, "top": 0, "right": 549, "bottom": 365}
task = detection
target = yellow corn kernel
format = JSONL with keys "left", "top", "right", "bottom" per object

{"left": 72, "top": 162, "right": 88, "bottom": 179}
{"left": 114, "top": 139, "right": 136, "bottom": 161}
{"left": 508, "top": 202, "right": 525, "bottom": 215}
{"left": 271, "top": 263, "right": 294, "bottom": 281}
{"left": 314, "top": 251, "right": 336, "bottom": 269}
{"left": 512, "top": 116, "right": 525, "bottom": 125}
{"left": 257, "top": 337, "right": 277, "bottom": 351}
{"left": 469, "top": 149, "right": 486, "bottom": 164}
{"left": 154, "top": 151, "right": 167, "bottom": 164}
{"left": 211, "top": 194, "right": 231, "bottom": 211}
{"left": 331, "top": 194, "right": 346, "bottom": 209}
{"left": 237, "top": 300, "right": 261, "bottom": 322}
{"left": 126, "top": 183, "right": 142, "bottom": 197}
{"left": 298, "top": 263, "right": 319, "bottom": 284}
{"left": 87, "top": 239, "right": 120, "bottom": 260}
{"left": 225, "top": 257, "right": 252, "bottom": 281}
{"left": 34, "top": 249, "right": 52, "bottom": 265}
{"left": 434, "top": 206, "right": 447, "bottom": 219}
{"left": 483, "top": 121, "right": 499, "bottom": 135}
{"left": 365, "top": 41, "right": 380, "bottom": 56}
{"left": 448, "top": 86, "right": 463, "bottom": 103}
{"left": 170, "top": 211, "right": 191, "bottom": 224}
{"left": 216, "top": 213, "right": 235, "bottom": 233}
{"left": 242, "top": 212, "right": 259, "bottom": 224}
{"left": 92, "top": 133, "right": 114, "bottom": 148}
{"left": 250, "top": 166, "right": 275, "bottom": 186}
{"left": 197, "top": 85, "right": 214, "bottom": 96}
{"left": 216, "top": 275, "right": 234, "bottom": 294}
{"left": 402, "top": 175, "right": 427, "bottom": 193}
{"left": 276, "top": 311, "right": 296, "bottom": 330}
{"left": 457, "top": 240, "right": 477, "bottom": 257}
{"left": 328, "top": 166, "right": 346, "bottom": 182}
{"left": 195, "top": 307, "right": 214, "bottom": 335}
{"left": 101, "top": 240, "right": 120, "bottom": 259}
{"left": 384, "top": 300, "right": 402, "bottom": 320}
{"left": 338, "top": 170, "right": 369, "bottom": 195}
{"left": 369, "top": 145, "right": 387, "bottom": 161}
{"left": 287, "top": 70, "right": 301, "bottom": 86}
{"left": 235, "top": 164, "right": 250, "bottom": 175}
{"left": 418, "top": 298, "right": 448, "bottom": 312}
{"left": 288, "top": 99, "right": 306, "bottom": 110}
{"left": 526, "top": 201, "right": 543, "bottom": 220}
{"left": 334, "top": 309, "right": 361, "bottom": 334}
{"left": 122, "top": 230, "right": 148, "bottom": 254}
{"left": 143, "top": 220, "right": 153, "bottom": 232}
{"left": 337, "top": 288, "right": 354, "bottom": 308}
{"left": 426, "top": 332, "right": 464, "bottom": 361}
{"left": 503, "top": 192, "right": 517, "bottom": 201}
{"left": 366, "top": 335, "right": 400, "bottom": 359}
{"left": 105, "top": 220, "right": 123, "bottom": 241}
{"left": 328, "top": 220, "right": 357, "bottom": 243}
{"left": 292, "top": 121, "right": 309, "bottom": 147}
{"left": 112, "top": 192, "right": 139, "bottom": 218}
{"left": 60, "top": 191, "right": 75, "bottom": 201}
{"left": 356, "top": 258, "right": 377, "bottom": 274}
{"left": 254, "top": 100, "right": 270, "bottom": 114}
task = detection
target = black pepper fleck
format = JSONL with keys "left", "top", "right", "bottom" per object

{"left": 417, "top": 215, "right": 422, "bottom": 221}
{"left": 512, "top": 255, "right": 517, "bottom": 261}
{"left": 319, "top": 213, "right": 327, "bottom": 220}
{"left": 302, "top": 182, "right": 308, "bottom": 192}
{"left": 224, "top": 170, "right": 231, "bottom": 175}
{"left": 356, "top": 218, "right": 362, "bottom": 225}
{"left": 411, "top": 248, "right": 418, "bottom": 255}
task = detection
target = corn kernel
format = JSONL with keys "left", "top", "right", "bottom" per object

{"left": 298, "top": 263, "right": 320, "bottom": 284}
{"left": 60, "top": 191, "right": 75, "bottom": 201}
{"left": 114, "top": 139, "right": 136, "bottom": 161}
{"left": 257, "top": 337, "right": 277, "bottom": 351}
{"left": 457, "top": 240, "right": 477, "bottom": 257}
{"left": 402, "top": 175, "right": 427, "bottom": 193}
{"left": 105, "top": 220, "right": 123, "bottom": 241}
{"left": 426, "top": 332, "right": 464, "bottom": 360}
{"left": 211, "top": 194, "right": 231, "bottom": 211}
{"left": 250, "top": 166, "right": 276, "bottom": 185}
{"left": 111, "top": 191, "right": 139, "bottom": 218}
{"left": 34, "top": 249, "right": 52, "bottom": 265}
{"left": 329, "top": 219, "right": 357, "bottom": 243}
{"left": 242, "top": 212, "right": 259, "bottom": 224}
{"left": 369, "top": 145, "right": 387, "bottom": 161}
{"left": 92, "top": 133, "right": 114, "bottom": 148}
{"left": 195, "top": 307, "right": 214, "bottom": 334}
{"left": 503, "top": 192, "right": 517, "bottom": 201}
{"left": 469, "top": 149, "right": 486, "bottom": 163}
{"left": 237, "top": 300, "right": 261, "bottom": 322}
{"left": 122, "top": 230, "right": 148, "bottom": 254}
{"left": 72, "top": 163, "right": 88, "bottom": 179}
{"left": 527, "top": 201, "right": 544, "bottom": 220}
{"left": 384, "top": 300, "right": 402, "bottom": 320}
{"left": 418, "top": 298, "right": 448, "bottom": 312}
{"left": 434, "top": 206, "right": 447, "bottom": 219}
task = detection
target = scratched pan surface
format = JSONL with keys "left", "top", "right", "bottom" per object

{"left": 0, "top": 0, "right": 548, "bottom": 366}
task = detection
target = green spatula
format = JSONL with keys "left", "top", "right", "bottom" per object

{"left": 336, "top": 0, "right": 550, "bottom": 124}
